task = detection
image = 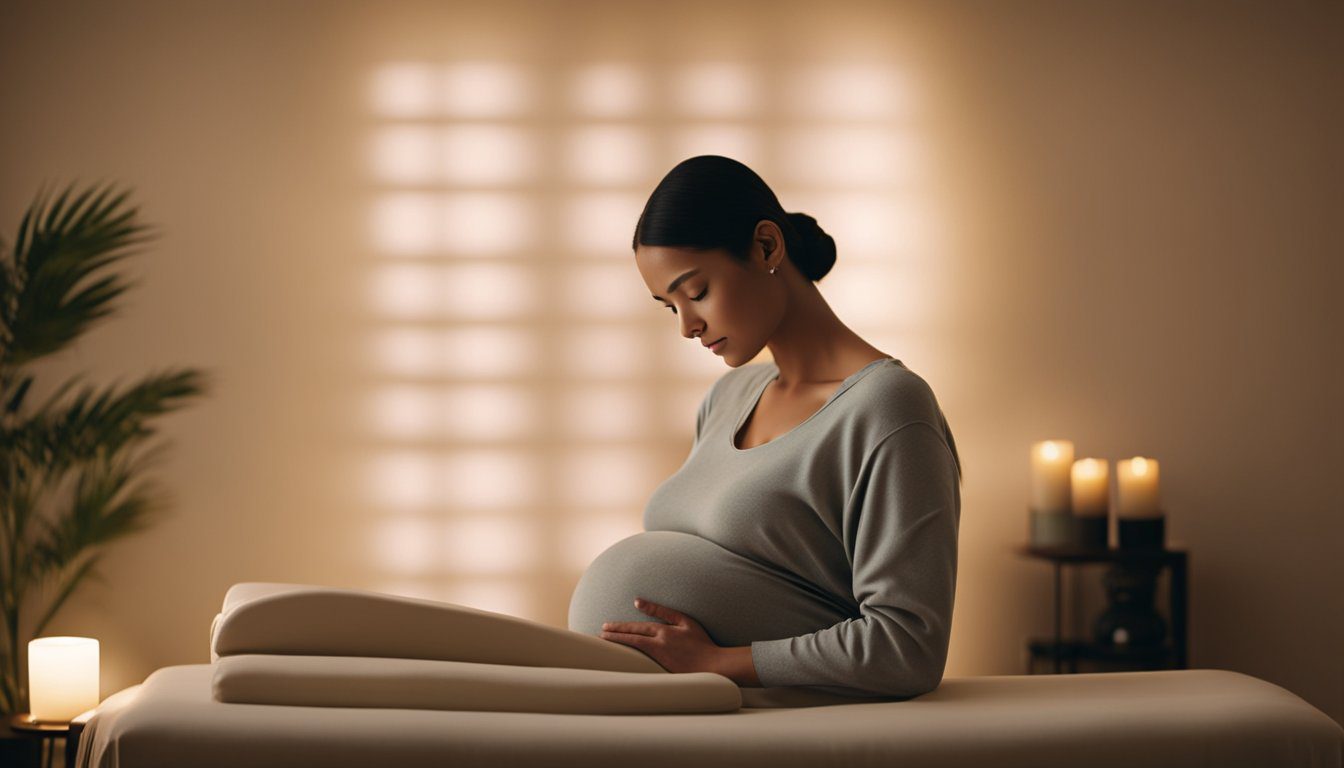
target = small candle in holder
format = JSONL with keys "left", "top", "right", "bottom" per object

{"left": 1071, "top": 458, "right": 1110, "bottom": 516}
{"left": 29, "top": 636, "right": 99, "bottom": 723}
{"left": 1071, "top": 457, "right": 1110, "bottom": 548}
{"left": 1117, "top": 456, "right": 1161, "bottom": 517}
{"left": 1030, "top": 439, "right": 1074, "bottom": 513}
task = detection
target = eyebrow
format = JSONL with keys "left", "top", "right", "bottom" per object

{"left": 650, "top": 269, "right": 702, "bottom": 302}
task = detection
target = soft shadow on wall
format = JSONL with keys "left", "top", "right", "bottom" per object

{"left": 355, "top": 59, "right": 953, "bottom": 622}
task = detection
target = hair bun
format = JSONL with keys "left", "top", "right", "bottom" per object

{"left": 785, "top": 212, "right": 837, "bottom": 281}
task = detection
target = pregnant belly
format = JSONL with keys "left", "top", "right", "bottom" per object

{"left": 568, "top": 530, "right": 853, "bottom": 647}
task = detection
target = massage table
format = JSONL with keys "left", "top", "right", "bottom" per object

{"left": 73, "top": 583, "right": 1344, "bottom": 768}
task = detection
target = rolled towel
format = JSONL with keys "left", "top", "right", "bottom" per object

{"left": 212, "top": 654, "right": 741, "bottom": 714}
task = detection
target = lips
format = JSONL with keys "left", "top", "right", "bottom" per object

{"left": 703, "top": 337, "right": 725, "bottom": 349}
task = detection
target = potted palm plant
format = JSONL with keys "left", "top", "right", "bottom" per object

{"left": 0, "top": 182, "right": 209, "bottom": 714}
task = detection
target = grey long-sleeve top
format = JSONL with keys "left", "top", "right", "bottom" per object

{"left": 568, "top": 356, "right": 961, "bottom": 699}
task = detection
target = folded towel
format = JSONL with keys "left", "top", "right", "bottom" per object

{"left": 212, "top": 654, "right": 742, "bottom": 714}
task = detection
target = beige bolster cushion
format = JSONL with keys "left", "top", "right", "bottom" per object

{"left": 209, "top": 582, "right": 662, "bottom": 674}
{"left": 212, "top": 654, "right": 741, "bottom": 714}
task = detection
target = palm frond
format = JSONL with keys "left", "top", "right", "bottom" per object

{"left": 31, "top": 441, "right": 171, "bottom": 578}
{"left": 4, "top": 368, "right": 208, "bottom": 475}
{"left": 3, "top": 181, "right": 156, "bottom": 368}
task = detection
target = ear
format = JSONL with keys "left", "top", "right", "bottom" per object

{"left": 754, "top": 219, "right": 783, "bottom": 265}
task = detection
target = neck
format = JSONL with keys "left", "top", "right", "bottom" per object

{"left": 763, "top": 280, "right": 880, "bottom": 389}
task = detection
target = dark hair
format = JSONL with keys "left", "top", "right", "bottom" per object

{"left": 631, "top": 155, "right": 837, "bottom": 281}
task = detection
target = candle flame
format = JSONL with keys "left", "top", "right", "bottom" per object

{"left": 1041, "top": 441, "right": 1059, "bottom": 460}
{"left": 1131, "top": 456, "right": 1149, "bottom": 475}
{"left": 1076, "top": 458, "right": 1100, "bottom": 477}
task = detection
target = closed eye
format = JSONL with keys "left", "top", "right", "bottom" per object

{"left": 665, "top": 288, "right": 707, "bottom": 315}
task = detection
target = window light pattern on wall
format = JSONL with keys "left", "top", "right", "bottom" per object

{"left": 361, "top": 59, "right": 943, "bottom": 623}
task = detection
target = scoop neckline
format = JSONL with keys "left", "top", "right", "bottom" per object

{"left": 729, "top": 356, "right": 898, "bottom": 453}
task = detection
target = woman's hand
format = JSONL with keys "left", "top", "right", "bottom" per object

{"left": 600, "top": 598, "right": 723, "bottom": 675}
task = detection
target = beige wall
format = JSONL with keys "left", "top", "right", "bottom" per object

{"left": 2, "top": 0, "right": 1339, "bottom": 725}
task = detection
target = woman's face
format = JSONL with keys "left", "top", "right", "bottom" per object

{"left": 634, "top": 225, "right": 784, "bottom": 366}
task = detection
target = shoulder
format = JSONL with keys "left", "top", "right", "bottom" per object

{"left": 849, "top": 359, "right": 946, "bottom": 434}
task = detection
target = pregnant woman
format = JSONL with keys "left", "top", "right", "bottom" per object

{"left": 568, "top": 155, "right": 964, "bottom": 700}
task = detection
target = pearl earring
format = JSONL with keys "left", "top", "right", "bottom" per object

{"left": 769, "top": 266, "right": 776, "bottom": 274}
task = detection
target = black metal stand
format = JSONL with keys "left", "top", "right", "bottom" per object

{"left": 1017, "top": 544, "right": 1188, "bottom": 674}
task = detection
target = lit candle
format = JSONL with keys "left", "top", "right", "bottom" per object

{"left": 1071, "top": 458, "right": 1110, "bottom": 517}
{"left": 1030, "top": 439, "right": 1074, "bottom": 514}
{"left": 1116, "top": 457, "right": 1161, "bottom": 517}
{"left": 29, "top": 636, "right": 99, "bottom": 722}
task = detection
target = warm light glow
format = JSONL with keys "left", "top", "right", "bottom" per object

{"left": 563, "top": 192, "right": 646, "bottom": 257}
{"left": 439, "top": 193, "right": 536, "bottom": 255}
{"left": 369, "top": 126, "right": 436, "bottom": 185}
{"left": 369, "top": 126, "right": 538, "bottom": 185}
{"left": 370, "top": 193, "right": 536, "bottom": 256}
{"left": 570, "top": 64, "right": 649, "bottom": 117}
{"left": 1030, "top": 439, "right": 1075, "bottom": 515}
{"left": 366, "top": 449, "right": 436, "bottom": 509}
{"left": 558, "top": 384, "right": 649, "bottom": 440}
{"left": 668, "top": 126, "right": 763, "bottom": 169}
{"left": 370, "top": 192, "right": 436, "bottom": 255}
{"left": 778, "top": 126, "right": 923, "bottom": 187}
{"left": 561, "top": 513, "right": 643, "bottom": 571}
{"left": 1116, "top": 457, "right": 1161, "bottom": 517}
{"left": 366, "top": 384, "right": 539, "bottom": 441}
{"left": 817, "top": 259, "right": 931, "bottom": 328}
{"left": 439, "top": 62, "right": 534, "bottom": 118}
{"left": 558, "top": 326, "right": 650, "bottom": 379}
{"left": 365, "top": 449, "right": 541, "bottom": 511}
{"left": 372, "top": 515, "right": 539, "bottom": 576}
{"left": 560, "top": 262, "right": 655, "bottom": 318}
{"left": 1071, "top": 457, "right": 1110, "bottom": 516}
{"left": 29, "top": 637, "right": 99, "bottom": 723}
{"left": 369, "top": 263, "right": 539, "bottom": 320}
{"left": 782, "top": 190, "right": 933, "bottom": 258}
{"left": 444, "top": 516, "right": 541, "bottom": 574}
{"left": 563, "top": 126, "right": 652, "bottom": 185}
{"left": 368, "top": 326, "right": 540, "bottom": 379}
{"left": 557, "top": 448, "right": 659, "bottom": 508}
{"left": 370, "top": 63, "right": 435, "bottom": 118}
{"left": 671, "top": 63, "right": 759, "bottom": 117}
{"left": 373, "top": 516, "right": 438, "bottom": 575}
{"left": 782, "top": 65, "right": 913, "bottom": 120}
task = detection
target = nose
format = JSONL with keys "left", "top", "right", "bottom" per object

{"left": 678, "top": 309, "right": 704, "bottom": 341}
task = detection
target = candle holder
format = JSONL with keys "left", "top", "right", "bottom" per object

{"left": 1071, "top": 514, "right": 1109, "bottom": 549}
{"left": 1029, "top": 508, "right": 1074, "bottom": 547}
{"left": 1118, "top": 513, "right": 1165, "bottom": 550}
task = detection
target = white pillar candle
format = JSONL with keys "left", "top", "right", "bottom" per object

{"left": 1071, "top": 458, "right": 1110, "bottom": 517}
{"left": 1030, "top": 439, "right": 1074, "bottom": 514}
{"left": 1116, "top": 456, "right": 1161, "bottom": 517}
{"left": 29, "top": 636, "right": 99, "bottom": 722}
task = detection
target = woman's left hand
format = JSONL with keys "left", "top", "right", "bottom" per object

{"left": 600, "top": 598, "right": 722, "bottom": 674}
